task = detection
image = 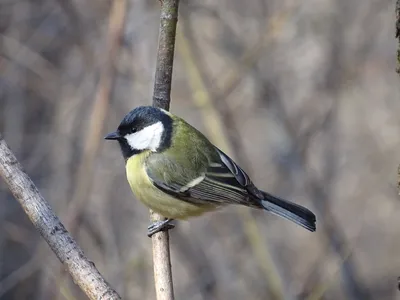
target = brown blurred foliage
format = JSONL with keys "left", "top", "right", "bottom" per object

{"left": 0, "top": 0, "right": 398, "bottom": 299}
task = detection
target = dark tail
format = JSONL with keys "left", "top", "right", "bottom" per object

{"left": 260, "top": 191, "right": 316, "bottom": 232}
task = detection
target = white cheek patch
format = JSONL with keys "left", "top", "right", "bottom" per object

{"left": 125, "top": 121, "right": 164, "bottom": 151}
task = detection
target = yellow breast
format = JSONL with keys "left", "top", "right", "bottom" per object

{"left": 125, "top": 152, "right": 216, "bottom": 219}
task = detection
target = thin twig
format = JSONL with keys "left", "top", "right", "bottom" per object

{"left": 150, "top": 0, "right": 180, "bottom": 300}
{"left": 0, "top": 134, "right": 121, "bottom": 300}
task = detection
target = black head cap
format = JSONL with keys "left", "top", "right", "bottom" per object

{"left": 105, "top": 106, "right": 173, "bottom": 159}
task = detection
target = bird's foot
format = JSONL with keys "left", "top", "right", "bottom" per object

{"left": 147, "top": 219, "right": 175, "bottom": 237}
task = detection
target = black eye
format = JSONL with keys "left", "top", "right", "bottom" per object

{"left": 118, "top": 125, "right": 135, "bottom": 135}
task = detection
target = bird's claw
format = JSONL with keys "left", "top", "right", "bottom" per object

{"left": 147, "top": 219, "right": 175, "bottom": 237}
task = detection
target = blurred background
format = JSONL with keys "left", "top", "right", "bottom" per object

{"left": 0, "top": 0, "right": 399, "bottom": 299}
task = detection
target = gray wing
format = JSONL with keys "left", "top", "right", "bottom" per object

{"left": 146, "top": 148, "right": 262, "bottom": 207}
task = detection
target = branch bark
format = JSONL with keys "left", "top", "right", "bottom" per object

{"left": 150, "top": 0, "right": 180, "bottom": 299}
{"left": 152, "top": 0, "right": 179, "bottom": 111}
{"left": 0, "top": 134, "right": 121, "bottom": 300}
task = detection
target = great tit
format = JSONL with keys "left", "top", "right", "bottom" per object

{"left": 105, "top": 106, "right": 316, "bottom": 236}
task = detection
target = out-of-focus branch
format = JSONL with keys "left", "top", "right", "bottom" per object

{"left": 176, "top": 21, "right": 285, "bottom": 300}
{"left": 0, "top": 245, "right": 43, "bottom": 297}
{"left": 266, "top": 78, "right": 368, "bottom": 299}
{"left": 150, "top": 1, "right": 180, "bottom": 300}
{"left": 215, "top": 11, "right": 288, "bottom": 102}
{"left": 51, "top": 1, "right": 127, "bottom": 296}
{"left": 183, "top": 6, "right": 293, "bottom": 104}
{"left": 0, "top": 134, "right": 121, "bottom": 300}
{"left": 55, "top": 0, "right": 94, "bottom": 67}
{"left": 64, "top": 0, "right": 127, "bottom": 233}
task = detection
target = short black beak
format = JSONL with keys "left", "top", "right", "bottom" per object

{"left": 104, "top": 131, "right": 120, "bottom": 140}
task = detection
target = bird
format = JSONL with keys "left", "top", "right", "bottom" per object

{"left": 105, "top": 106, "right": 316, "bottom": 236}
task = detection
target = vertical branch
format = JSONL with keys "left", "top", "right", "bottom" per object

{"left": 150, "top": 1, "right": 179, "bottom": 300}
{"left": 0, "top": 134, "right": 121, "bottom": 300}
{"left": 152, "top": 0, "right": 179, "bottom": 111}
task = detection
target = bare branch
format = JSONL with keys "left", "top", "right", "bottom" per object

{"left": 151, "top": 210, "right": 174, "bottom": 300}
{"left": 149, "top": 0, "right": 180, "bottom": 299}
{"left": 152, "top": 0, "right": 180, "bottom": 111}
{"left": 0, "top": 134, "right": 121, "bottom": 300}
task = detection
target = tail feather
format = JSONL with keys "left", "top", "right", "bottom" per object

{"left": 260, "top": 191, "right": 316, "bottom": 232}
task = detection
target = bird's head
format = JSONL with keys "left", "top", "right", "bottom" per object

{"left": 105, "top": 106, "right": 173, "bottom": 159}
